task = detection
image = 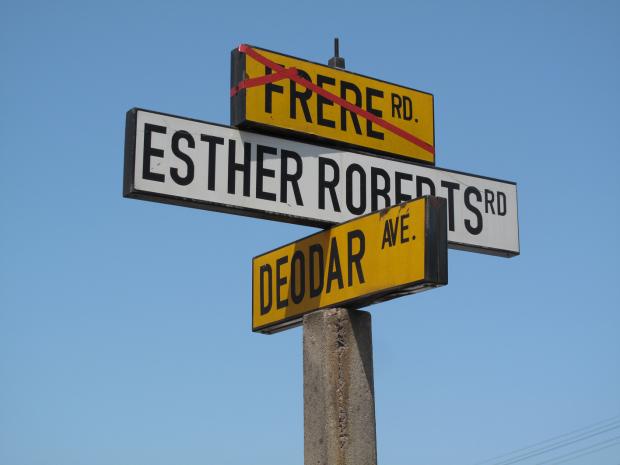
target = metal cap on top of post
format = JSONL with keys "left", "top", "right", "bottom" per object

{"left": 328, "top": 37, "right": 346, "bottom": 69}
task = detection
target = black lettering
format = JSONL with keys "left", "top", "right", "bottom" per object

{"left": 381, "top": 221, "right": 390, "bottom": 249}
{"left": 309, "top": 244, "right": 324, "bottom": 298}
{"left": 400, "top": 213, "right": 410, "bottom": 244}
{"left": 326, "top": 238, "right": 344, "bottom": 293}
{"left": 390, "top": 217, "right": 399, "bottom": 245}
{"left": 346, "top": 164, "right": 367, "bottom": 215}
{"left": 440, "top": 181, "right": 460, "bottom": 232}
{"left": 484, "top": 189, "right": 496, "bottom": 214}
{"left": 318, "top": 158, "right": 340, "bottom": 212}
{"left": 366, "top": 87, "right": 384, "bottom": 140}
{"left": 371, "top": 167, "right": 391, "bottom": 211}
{"left": 143, "top": 123, "right": 166, "bottom": 182}
{"left": 395, "top": 172, "right": 413, "bottom": 204}
{"left": 170, "top": 130, "right": 195, "bottom": 186}
{"left": 290, "top": 69, "right": 313, "bottom": 122}
{"left": 340, "top": 81, "right": 362, "bottom": 134}
{"left": 347, "top": 230, "right": 365, "bottom": 286}
{"left": 280, "top": 150, "right": 304, "bottom": 206}
{"left": 200, "top": 134, "right": 223, "bottom": 191}
{"left": 416, "top": 176, "right": 436, "bottom": 197}
{"left": 259, "top": 264, "right": 272, "bottom": 315}
{"left": 381, "top": 218, "right": 396, "bottom": 249}
{"left": 497, "top": 191, "right": 507, "bottom": 216}
{"left": 256, "top": 144, "right": 277, "bottom": 201}
{"left": 391, "top": 93, "right": 402, "bottom": 118}
{"left": 227, "top": 140, "right": 251, "bottom": 197}
{"left": 276, "top": 255, "right": 288, "bottom": 309}
{"left": 464, "top": 186, "right": 483, "bottom": 235}
{"left": 316, "top": 74, "right": 336, "bottom": 128}
{"left": 265, "top": 66, "right": 284, "bottom": 114}
{"left": 402, "top": 96, "right": 412, "bottom": 120}
{"left": 290, "top": 250, "right": 305, "bottom": 305}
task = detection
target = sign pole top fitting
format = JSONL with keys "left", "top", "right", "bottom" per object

{"left": 328, "top": 37, "right": 345, "bottom": 69}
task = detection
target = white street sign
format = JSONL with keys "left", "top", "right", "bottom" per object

{"left": 124, "top": 108, "right": 519, "bottom": 257}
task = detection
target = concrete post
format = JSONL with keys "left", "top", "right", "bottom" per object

{"left": 303, "top": 308, "right": 377, "bottom": 465}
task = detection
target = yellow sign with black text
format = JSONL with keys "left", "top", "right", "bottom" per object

{"left": 252, "top": 196, "right": 447, "bottom": 334}
{"left": 231, "top": 45, "right": 435, "bottom": 165}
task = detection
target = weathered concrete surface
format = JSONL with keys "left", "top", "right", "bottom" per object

{"left": 303, "top": 308, "right": 377, "bottom": 465}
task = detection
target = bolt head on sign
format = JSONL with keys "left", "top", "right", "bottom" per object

{"left": 252, "top": 196, "right": 448, "bottom": 334}
{"left": 231, "top": 44, "right": 436, "bottom": 165}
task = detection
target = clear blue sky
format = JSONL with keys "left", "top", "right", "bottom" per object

{"left": 1, "top": 1, "right": 619, "bottom": 464}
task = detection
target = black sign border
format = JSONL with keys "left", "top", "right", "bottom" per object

{"left": 251, "top": 196, "right": 448, "bottom": 334}
{"left": 230, "top": 44, "right": 437, "bottom": 166}
{"left": 124, "top": 108, "right": 519, "bottom": 258}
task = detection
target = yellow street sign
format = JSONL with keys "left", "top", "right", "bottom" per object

{"left": 252, "top": 196, "right": 447, "bottom": 334}
{"left": 231, "top": 45, "right": 436, "bottom": 165}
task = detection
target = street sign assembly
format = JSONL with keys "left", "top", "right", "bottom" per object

{"left": 252, "top": 196, "right": 447, "bottom": 333}
{"left": 123, "top": 41, "right": 520, "bottom": 465}
{"left": 124, "top": 108, "right": 519, "bottom": 257}
{"left": 230, "top": 44, "right": 435, "bottom": 165}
